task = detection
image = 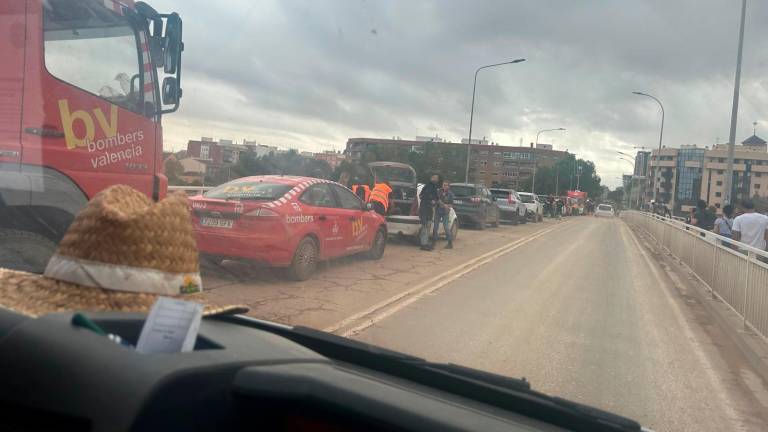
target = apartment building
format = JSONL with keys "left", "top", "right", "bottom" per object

{"left": 648, "top": 134, "right": 768, "bottom": 213}
{"left": 345, "top": 137, "right": 567, "bottom": 188}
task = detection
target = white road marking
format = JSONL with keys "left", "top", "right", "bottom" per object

{"left": 325, "top": 221, "right": 570, "bottom": 337}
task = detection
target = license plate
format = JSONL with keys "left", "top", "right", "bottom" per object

{"left": 200, "top": 217, "right": 233, "bottom": 228}
{"left": 453, "top": 199, "right": 463, "bottom": 204}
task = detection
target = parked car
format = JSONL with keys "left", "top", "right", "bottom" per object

{"left": 449, "top": 183, "right": 500, "bottom": 230}
{"left": 367, "top": 163, "right": 458, "bottom": 243}
{"left": 517, "top": 192, "right": 544, "bottom": 222}
{"left": 190, "top": 176, "right": 387, "bottom": 280}
{"left": 594, "top": 203, "right": 615, "bottom": 217}
{"left": 489, "top": 188, "right": 527, "bottom": 225}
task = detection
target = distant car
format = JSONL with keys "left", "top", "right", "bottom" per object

{"left": 517, "top": 192, "right": 544, "bottom": 222}
{"left": 190, "top": 176, "right": 388, "bottom": 280}
{"left": 449, "top": 183, "right": 500, "bottom": 230}
{"left": 489, "top": 188, "right": 527, "bottom": 225}
{"left": 595, "top": 204, "right": 615, "bottom": 217}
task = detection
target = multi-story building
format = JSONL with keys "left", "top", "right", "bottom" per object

{"left": 314, "top": 150, "right": 346, "bottom": 169}
{"left": 345, "top": 137, "right": 567, "bottom": 189}
{"left": 634, "top": 151, "right": 650, "bottom": 177}
{"left": 701, "top": 135, "right": 768, "bottom": 207}
{"left": 648, "top": 135, "right": 768, "bottom": 213}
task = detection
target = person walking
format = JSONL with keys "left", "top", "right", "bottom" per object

{"left": 368, "top": 179, "right": 392, "bottom": 217}
{"left": 419, "top": 174, "right": 440, "bottom": 251}
{"left": 692, "top": 199, "right": 715, "bottom": 231}
{"left": 714, "top": 204, "right": 735, "bottom": 248}
{"left": 432, "top": 180, "right": 454, "bottom": 249}
{"left": 732, "top": 199, "right": 768, "bottom": 255}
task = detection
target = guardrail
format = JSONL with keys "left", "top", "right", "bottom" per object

{"left": 621, "top": 211, "right": 768, "bottom": 342}
{"left": 168, "top": 186, "right": 212, "bottom": 196}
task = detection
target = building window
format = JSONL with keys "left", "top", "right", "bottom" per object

{"left": 717, "top": 170, "right": 723, "bottom": 175}
{"left": 756, "top": 184, "right": 761, "bottom": 189}
{"left": 756, "top": 173, "right": 762, "bottom": 177}
{"left": 479, "top": 170, "right": 487, "bottom": 175}
{"left": 493, "top": 152, "right": 501, "bottom": 156}
{"left": 716, "top": 180, "right": 722, "bottom": 186}
{"left": 492, "top": 172, "right": 499, "bottom": 176}
{"left": 734, "top": 159, "right": 741, "bottom": 163}
{"left": 493, "top": 161, "right": 501, "bottom": 167}
{"left": 200, "top": 145, "right": 210, "bottom": 160}
{"left": 715, "top": 192, "right": 721, "bottom": 197}
{"left": 478, "top": 160, "right": 487, "bottom": 167}
{"left": 479, "top": 151, "right": 489, "bottom": 156}
{"left": 718, "top": 158, "right": 725, "bottom": 163}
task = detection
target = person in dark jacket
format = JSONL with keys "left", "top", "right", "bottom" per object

{"left": 419, "top": 174, "right": 440, "bottom": 251}
{"left": 432, "top": 180, "right": 455, "bottom": 249}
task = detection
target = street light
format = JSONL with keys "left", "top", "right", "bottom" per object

{"left": 531, "top": 128, "right": 566, "bottom": 193}
{"left": 632, "top": 91, "right": 664, "bottom": 202}
{"left": 724, "top": 0, "right": 748, "bottom": 205}
{"left": 465, "top": 58, "right": 526, "bottom": 183}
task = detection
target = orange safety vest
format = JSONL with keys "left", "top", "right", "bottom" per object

{"left": 368, "top": 183, "right": 392, "bottom": 211}
{"left": 352, "top": 184, "right": 371, "bottom": 202}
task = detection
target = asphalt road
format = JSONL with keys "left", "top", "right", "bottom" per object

{"left": 353, "top": 216, "right": 768, "bottom": 432}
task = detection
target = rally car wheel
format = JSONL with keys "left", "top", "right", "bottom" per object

{"left": 287, "top": 237, "right": 318, "bottom": 281}
{"left": 365, "top": 227, "right": 386, "bottom": 260}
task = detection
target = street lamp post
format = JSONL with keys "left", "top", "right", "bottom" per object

{"left": 531, "top": 127, "right": 565, "bottom": 194}
{"left": 465, "top": 59, "right": 526, "bottom": 183}
{"left": 632, "top": 91, "right": 664, "bottom": 202}
{"left": 725, "top": 0, "right": 748, "bottom": 205}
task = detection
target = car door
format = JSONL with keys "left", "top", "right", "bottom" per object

{"left": 330, "top": 184, "right": 371, "bottom": 255}
{"left": 298, "top": 183, "right": 343, "bottom": 259}
{"left": 482, "top": 187, "right": 494, "bottom": 223}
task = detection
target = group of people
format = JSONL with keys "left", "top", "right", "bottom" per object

{"left": 691, "top": 199, "right": 768, "bottom": 254}
{"left": 418, "top": 174, "right": 454, "bottom": 251}
{"left": 544, "top": 195, "right": 569, "bottom": 218}
{"left": 339, "top": 170, "right": 455, "bottom": 252}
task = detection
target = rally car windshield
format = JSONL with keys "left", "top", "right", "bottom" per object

{"left": 450, "top": 186, "right": 478, "bottom": 197}
{"left": 203, "top": 182, "right": 292, "bottom": 200}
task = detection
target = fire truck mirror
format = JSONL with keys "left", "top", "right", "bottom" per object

{"left": 162, "top": 77, "right": 179, "bottom": 105}
{"left": 163, "top": 13, "right": 182, "bottom": 74}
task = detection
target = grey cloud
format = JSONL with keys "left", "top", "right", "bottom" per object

{"left": 152, "top": 0, "right": 768, "bottom": 187}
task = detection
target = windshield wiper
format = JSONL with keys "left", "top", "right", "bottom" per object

{"left": 214, "top": 315, "right": 645, "bottom": 432}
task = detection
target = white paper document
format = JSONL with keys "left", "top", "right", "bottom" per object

{"left": 136, "top": 297, "right": 204, "bottom": 354}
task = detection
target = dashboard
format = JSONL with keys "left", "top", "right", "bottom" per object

{"left": 0, "top": 308, "right": 567, "bottom": 432}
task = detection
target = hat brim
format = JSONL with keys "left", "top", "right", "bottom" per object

{"left": 0, "top": 268, "right": 248, "bottom": 318}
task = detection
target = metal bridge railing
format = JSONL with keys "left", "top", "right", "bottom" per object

{"left": 622, "top": 210, "right": 768, "bottom": 342}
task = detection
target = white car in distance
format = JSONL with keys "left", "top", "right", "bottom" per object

{"left": 594, "top": 204, "right": 614, "bottom": 217}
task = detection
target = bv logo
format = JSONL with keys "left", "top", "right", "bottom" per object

{"left": 58, "top": 99, "right": 118, "bottom": 149}
{"left": 351, "top": 217, "right": 366, "bottom": 238}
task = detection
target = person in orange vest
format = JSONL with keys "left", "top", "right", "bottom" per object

{"left": 369, "top": 180, "right": 392, "bottom": 216}
{"left": 352, "top": 184, "right": 371, "bottom": 202}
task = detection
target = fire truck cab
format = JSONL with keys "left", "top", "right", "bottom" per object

{"left": 0, "top": 0, "right": 184, "bottom": 272}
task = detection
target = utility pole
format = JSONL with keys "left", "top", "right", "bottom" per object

{"left": 724, "top": 0, "right": 747, "bottom": 205}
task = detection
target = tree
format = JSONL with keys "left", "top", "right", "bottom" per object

{"left": 607, "top": 187, "right": 624, "bottom": 204}
{"left": 520, "top": 154, "right": 602, "bottom": 198}
{"left": 164, "top": 157, "right": 184, "bottom": 185}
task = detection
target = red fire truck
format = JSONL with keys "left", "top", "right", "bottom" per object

{"left": 566, "top": 190, "right": 587, "bottom": 215}
{"left": 0, "top": 0, "right": 184, "bottom": 272}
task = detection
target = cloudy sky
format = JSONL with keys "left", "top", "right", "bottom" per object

{"left": 153, "top": 0, "right": 768, "bottom": 188}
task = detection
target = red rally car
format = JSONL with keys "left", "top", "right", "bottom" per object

{"left": 190, "top": 176, "right": 387, "bottom": 280}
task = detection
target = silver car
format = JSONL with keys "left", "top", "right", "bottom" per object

{"left": 489, "top": 188, "right": 527, "bottom": 225}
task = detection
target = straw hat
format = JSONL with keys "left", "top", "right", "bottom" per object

{"left": 0, "top": 185, "right": 248, "bottom": 317}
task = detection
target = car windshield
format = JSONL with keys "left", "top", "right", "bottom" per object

{"left": 450, "top": 186, "right": 478, "bottom": 197}
{"left": 5, "top": 2, "right": 768, "bottom": 431}
{"left": 490, "top": 190, "right": 509, "bottom": 200}
{"left": 370, "top": 165, "right": 415, "bottom": 183}
{"left": 204, "top": 181, "right": 292, "bottom": 200}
